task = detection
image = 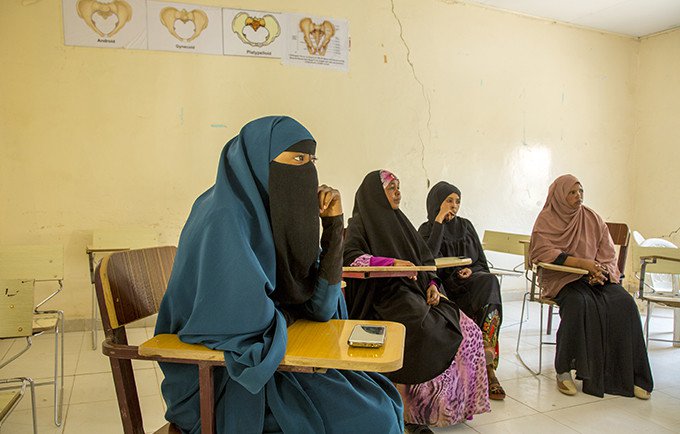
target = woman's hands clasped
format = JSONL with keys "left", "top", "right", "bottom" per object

{"left": 581, "top": 259, "right": 607, "bottom": 285}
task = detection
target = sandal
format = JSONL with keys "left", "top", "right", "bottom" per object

{"left": 405, "top": 423, "right": 434, "bottom": 433}
{"left": 487, "top": 366, "right": 506, "bottom": 400}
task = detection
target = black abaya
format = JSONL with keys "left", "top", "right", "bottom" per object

{"left": 343, "top": 171, "right": 462, "bottom": 385}
{"left": 553, "top": 279, "right": 653, "bottom": 397}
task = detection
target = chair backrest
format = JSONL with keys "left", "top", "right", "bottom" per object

{"left": 605, "top": 222, "right": 629, "bottom": 275}
{"left": 482, "top": 230, "right": 531, "bottom": 256}
{"left": 0, "top": 245, "right": 63, "bottom": 281}
{"left": 92, "top": 229, "right": 160, "bottom": 251}
{"left": 95, "top": 246, "right": 176, "bottom": 332}
{"left": 0, "top": 279, "right": 34, "bottom": 339}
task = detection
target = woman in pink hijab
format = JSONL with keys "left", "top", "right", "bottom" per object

{"left": 530, "top": 174, "right": 652, "bottom": 399}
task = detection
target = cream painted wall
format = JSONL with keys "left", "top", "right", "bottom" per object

{"left": 633, "top": 28, "right": 680, "bottom": 246}
{"left": 0, "top": 0, "right": 642, "bottom": 323}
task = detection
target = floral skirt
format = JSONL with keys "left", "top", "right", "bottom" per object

{"left": 395, "top": 312, "right": 490, "bottom": 426}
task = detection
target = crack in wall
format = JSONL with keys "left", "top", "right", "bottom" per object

{"left": 664, "top": 225, "right": 680, "bottom": 239}
{"left": 390, "top": 0, "right": 432, "bottom": 188}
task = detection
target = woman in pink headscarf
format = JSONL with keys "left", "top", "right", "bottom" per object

{"left": 530, "top": 174, "right": 653, "bottom": 399}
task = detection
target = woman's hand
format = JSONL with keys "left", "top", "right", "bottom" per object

{"left": 426, "top": 284, "right": 441, "bottom": 306}
{"left": 318, "top": 185, "right": 342, "bottom": 217}
{"left": 435, "top": 206, "right": 455, "bottom": 224}
{"left": 588, "top": 268, "right": 608, "bottom": 286}
{"left": 393, "top": 259, "right": 415, "bottom": 267}
{"left": 393, "top": 259, "right": 417, "bottom": 279}
{"left": 576, "top": 259, "right": 603, "bottom": 274}
{"left": 457, "top": 267, "right": 472, "bottom": 279}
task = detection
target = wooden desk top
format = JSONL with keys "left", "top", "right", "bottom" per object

{"left": 435, "top": 257, "right": 472, "bottom": 268}
{"left": 342, "top": 265, "right": 435, "bottom": 279}
{"left": 537, "top": 262, "right": 588, "bottom": 275}
{"left": 85, "top": 246, "right": 130, "bottom": 254}
{"left": 139, "top": 319, "right": 405, "bottom": 373}
{"left": 640, "top": 254, "right": 680, "bottom": 263}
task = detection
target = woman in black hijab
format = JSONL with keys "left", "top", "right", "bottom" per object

{"left": 344, "top": 170, "right": 490, "bottom": 432}
{"left": 418, "top": 181, "right": 505, "bottom": 400}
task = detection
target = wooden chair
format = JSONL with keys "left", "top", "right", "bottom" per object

{"left": 482, "top": 230, "right": 531, "bottom": 285}
{"left": 515, "top": 222, "right": 630, "bottom": 374}
{"left": 86, "top": 229, "right": 160, "bottom": 350}
{"left": 0, "top": 279, "right": 38, "bottom": 433}
{"left": 0, "top": 244, "right": 65, "bottom": 426}
{"left": 632, "top": 242, "right": 680, "bottom": 346}
{"left": 96, "top": 247, "right": 405, "bottom": 434}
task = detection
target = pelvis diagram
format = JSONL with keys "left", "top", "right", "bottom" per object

{"left": 160, "top": 7, "right": 209, "bottom": 43}
{"left": 231, "top": 13, "right": 281, "bottom": 47}
{"left": 299, "top": 18, "right": 335, "bottom": 56}
{"left": 76, "top": 0, "right": 132, "bottom": 38}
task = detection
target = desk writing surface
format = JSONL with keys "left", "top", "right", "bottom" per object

{"left": 342, "top": 266, "right": 436, "bottom": 272}
{"left": 435, "top": 257, "right": 472, "bottom": 268}
{"left": 140, "top": 319, "right": 405, "bottom": 373}
{"left": 342, "top": 265, "right": 436, "bottom": 279}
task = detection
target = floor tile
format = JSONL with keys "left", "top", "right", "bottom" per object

{"left": 545, "top": 398, "right": 675, "bottom": 433}
{"left": 465, "top": 396, "right": 537, "bottom": 427}
{"left": 473, "top": 413, "right": 578, "bottom": 433}
{"left": 0, "top": 404, "right": 66, "bottom": 434}
{"left": 13, "top": 375, "right": 75, "bottom": 412}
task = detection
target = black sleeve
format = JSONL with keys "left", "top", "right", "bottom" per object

{"left": 418, "top": 221, "right": 444, "bottom": 256}
{"left": 552, "top": 252, "right": 569, "bottom": 265}
{"left": 318, "top": 215, "right": 344, "bottom": 284}
{"left": 469, "top": 221, "right": 490, "bottom": 272}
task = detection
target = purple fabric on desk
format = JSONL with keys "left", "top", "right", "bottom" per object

{"left": 350, "top": 254, "right": 395, "bottom": 267}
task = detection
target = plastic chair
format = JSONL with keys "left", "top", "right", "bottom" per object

{"left": 632, "top": 231, "right": 680, "bottom": 346}
{"left": 0, "top": 279, "right": 38, "bottom": 433}
{"left": 515, "top": 223, "right": 629, "bottom": 374}
{"left": 0, "top": 245, "right": 65, "bottom": 426}
{"left": 86, "top": 229, "right": 160, "bottom": 350}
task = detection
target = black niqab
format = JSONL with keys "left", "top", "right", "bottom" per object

{"left": 268, "top": 139, "right": 319, "bottom": 305}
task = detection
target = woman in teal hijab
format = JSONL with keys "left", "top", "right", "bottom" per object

{"left": 155, "top": 116, "right": 403, "bottom": 433}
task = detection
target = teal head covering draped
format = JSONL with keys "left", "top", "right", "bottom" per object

{"left": 157, "top": 115, "right": 312, "bottom": 386}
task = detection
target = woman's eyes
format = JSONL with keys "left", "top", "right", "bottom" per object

{"left": 292, "top": 154, "right": 317, "bottom": 163}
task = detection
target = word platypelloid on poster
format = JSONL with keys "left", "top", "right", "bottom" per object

{"left": 62, "top": 0, "right": 350, "bottom": 71}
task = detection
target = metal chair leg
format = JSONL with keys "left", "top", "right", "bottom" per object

{"left": 54, "top": 310, "right": 64, "bottom": 426}
{"left": 538, "top": 303, "right": 544, "bottom": 375}
{"left": 91, "top": 283, "right": 99, "bottom": 350}
{"left": 645, "top": 300, "right": 652, "bottom": 346}
{"left": 515, "top": 292, "right": 541, "bottom": 375}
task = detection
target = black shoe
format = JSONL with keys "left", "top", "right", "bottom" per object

{"left": 405, "top": 423, "right": 434, "bottom": 434}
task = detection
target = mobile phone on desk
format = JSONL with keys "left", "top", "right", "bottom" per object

{"left": 348, "top": 324, "right": 386, "bottom": 348}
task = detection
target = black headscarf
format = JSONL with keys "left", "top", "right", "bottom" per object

{"left": 268, "top": 139, "right": 320, "bottom": 305}
{"left": 343, "top": 170, "right": 462, "bottom": 384}
{"left": 419, "top": 181, "right": 490, "bottom": 274}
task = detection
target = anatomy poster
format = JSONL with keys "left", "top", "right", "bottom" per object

{"left": 62, "top": 0, "right": 148, "bottom": 49}
{"left": 282, "top": 14, "right": 349, "bottom": 72}
{"left": 147, "top": 1, "right": 222, "bottom": 55}
{"left": 222, "top": 9, "right": 286, "bottom": 58}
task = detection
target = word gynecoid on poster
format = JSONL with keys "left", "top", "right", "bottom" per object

{"left": 147, "top": 1, "right": 223, "bottom": 55}
{"left": 222, "top": 9, "right": 286, "bottom": 58}
{"left": 282, "top": 14, "right": 349, "bottom": 72}
{"left": 63, "top": 0, "right": 148, "bottom": 49}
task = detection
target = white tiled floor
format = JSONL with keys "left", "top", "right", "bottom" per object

{"left": 1, "top": 300, "right": 678, "bottom": 433}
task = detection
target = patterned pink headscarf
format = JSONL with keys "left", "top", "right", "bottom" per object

{"left": 380, "top": 170, "right": 398, "bottom": 189}
{"left": 529, "top": 174, "right": 620, "bottom": 298}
